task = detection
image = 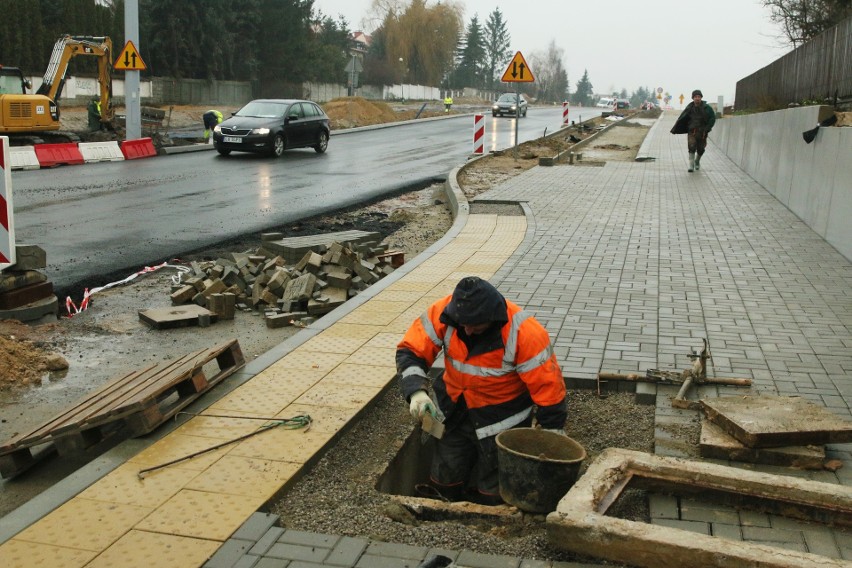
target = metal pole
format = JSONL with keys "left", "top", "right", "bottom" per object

{"left": 124, "top": 0, "right": 141, "bottom": 140}
{"left": 513, "top": 86, "right": 520, "bottom": 159}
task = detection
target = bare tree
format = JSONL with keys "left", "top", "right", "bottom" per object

{"left": 763, "top": 0, "right": 852, "bottom": 46}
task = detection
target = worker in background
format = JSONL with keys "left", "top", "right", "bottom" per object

{"left": 397, "top": 276, "right": 567, "bottom": 505}
{"left": 444, "top": 94, "right": 453, "bottom": 113}
{"left": 202, "top": 109, "right": 223, "bottom": 143}
{"left": 87, "top": 97, "right": 102, "bottom": 131}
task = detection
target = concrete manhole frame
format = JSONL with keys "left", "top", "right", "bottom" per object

{"left": 547, "top": 448, "right": 852, "bottom": 568}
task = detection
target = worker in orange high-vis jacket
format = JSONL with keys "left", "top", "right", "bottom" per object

{"left": 397, "top": 276, "right": 567, "bottom": 505}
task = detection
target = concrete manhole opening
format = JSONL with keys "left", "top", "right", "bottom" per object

{"left": 548, "top": 448, "right": 852, "bottom": 567}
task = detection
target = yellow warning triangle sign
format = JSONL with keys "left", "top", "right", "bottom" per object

{"left": 501, "top": 51, "right": 534, "bottom": 83}
{"left": 114, "top": 40, "right": 147, "bottom": 71}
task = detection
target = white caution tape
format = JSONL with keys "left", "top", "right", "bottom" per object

{"left": 64, "top": 260, "right": 192, "bottom": 317}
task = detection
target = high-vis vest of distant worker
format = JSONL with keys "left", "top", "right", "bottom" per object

{"left": 398, "top": 295, "right": 565, "bottom": 440}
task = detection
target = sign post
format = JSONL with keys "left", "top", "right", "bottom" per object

{"left": 500, "top": 51, "right": 535, "bottom": 159}
{"left": 0, "top": 136, "right": 16, "bottom": 268}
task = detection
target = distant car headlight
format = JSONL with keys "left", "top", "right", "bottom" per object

{"left": 492, "top": 104, "right": 499, "bottom": 110}
{"left": 510, "top": 105, "right": 517, "bottom": 111}
{"left": 251, "top": 127, "right": 270, "bottom": 135}
{"left": 213, "top": 125, "right": 222, "bottom": 134}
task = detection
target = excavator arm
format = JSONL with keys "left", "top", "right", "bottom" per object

{"left": 35, "top": 35, "right": 114, "bottom": 124}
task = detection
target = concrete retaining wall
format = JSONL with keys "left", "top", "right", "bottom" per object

{"left": 713, "top": 106, "right": 852, "bottom": 262}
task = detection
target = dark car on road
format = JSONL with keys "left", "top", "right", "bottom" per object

{"left": 213, "top": 99, "right": 330, "bottom": 157}
{"left": 492, "top": 93, "right": 528, "bottom": 117}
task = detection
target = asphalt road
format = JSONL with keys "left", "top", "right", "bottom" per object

{"left": 10, "top": 105, "right": 585, "bottom": 295}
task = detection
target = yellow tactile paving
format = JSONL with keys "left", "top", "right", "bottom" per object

{"left": 206, "top": 385, "right": 305, "bottom": 416}
{"left": 186, "top": 455, "right": 300, "bottom": 499}
{"left": 136, "top": 488, "right": 263, "bottom": 541}
{"left": 253, "top": 365, "right": 327, "bottom": 387}
{"left": 383, "top": 280, "right": 438, "bottom": 292}
{"left": 343, "top": 346, "right": 396, "bottom": 367}
{"left": 294, "top": 381, "right": 381, "bottom": 409}
{"left": 77, "top": 461, "right": 195, "bottom": 508}
{"left": 372, "top": 288, "right": 430, "bottom": 303}
{"left": 230, "top": 427, "right": 335, "bottom": 464}
{"left": 301, "top": 334, "right": 370, "bottom": 354}
{"left": 0, "top": 539, "right": 97, "bottom": 568}
{"left": 323, "top": 363, "right": 397, "bottom": 389}
{"left": 270, "top": 349, "right": 348, "bottom": 373}
{"left": 365, "top": 332, "right": 405, "bottom": 349}
{"left": 127, "top": 433, "right": 231, "bottom": 471}
{"left": 280, "top": 403, "right": 359, "bottom": 433}
{"left": 14, "top": 498, "right": 151, "bottom": 551}
{"left": 2, "top": 203, "right": 530, "bottom": 565}
{"left": 172, "top": 414, "right": 275, "bottom": 440}
{"left": 337, "top": 308, "right": 403, "bottom": 326}
{"left": 85, "top": 530, "right": 220, "bottom": 568}
{"left": 315, "top": 322, "right": 386, "bottom": 339}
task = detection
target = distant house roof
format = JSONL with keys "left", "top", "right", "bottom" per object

{"left": 350, "top": 31, "right": 371, "bottom": 52}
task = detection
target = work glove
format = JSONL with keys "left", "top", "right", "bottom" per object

{"left": 544, "top": 428, "right": 567, "bottom": 436}
{"left": 409, "top": 390, "right": 437, "bottom": 419}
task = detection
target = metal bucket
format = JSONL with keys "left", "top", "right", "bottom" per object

{"left": 495, "top": 428, "right": 586, "bottom": 513}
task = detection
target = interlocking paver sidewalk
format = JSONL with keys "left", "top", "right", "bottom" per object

{"left": 3, "top": 110, "right": 851, "bottom": 567}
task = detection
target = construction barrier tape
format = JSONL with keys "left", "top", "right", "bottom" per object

{"left": 64, "top": 260, "right": 192, "bottom": 317}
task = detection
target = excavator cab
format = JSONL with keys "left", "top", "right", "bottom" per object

{"left": 0, "top": 65, "right": 59, "bottom": 133}
{"left": 0, "top": 35, "right": 113, "bottom": 136}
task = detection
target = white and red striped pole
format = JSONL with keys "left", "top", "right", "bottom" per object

{"left": 562, "top": 101, "right": 570, "bottom": 126}
{"left": 0, "top": 136, "right": 16, "bottom": 268}
{"left": 472, "top": 114, "right": 485, "bottom": 155}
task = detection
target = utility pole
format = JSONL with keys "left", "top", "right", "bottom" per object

{"left": 124, "top": 0, "right": 141, "bottom": 140}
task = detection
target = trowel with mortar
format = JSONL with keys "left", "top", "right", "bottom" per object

{"left": 419, "top": 394, "right": 445, "bottom": 442}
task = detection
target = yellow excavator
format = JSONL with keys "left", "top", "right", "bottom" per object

{"left": 0, "top": 35, "right": 113, "bottom": 139}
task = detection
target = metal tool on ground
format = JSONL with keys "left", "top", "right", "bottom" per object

{"left": 597, "top": 339, "right": 752, "bottom": 409}
{"left": 136, "top": 413, "right": 311, "bottom": 479}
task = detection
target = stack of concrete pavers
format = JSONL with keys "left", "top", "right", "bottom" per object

{"left": 0, "top": 244, "right": 58, "bottom": 322}
{"left": 699, "top": 394, "right": 852, "bottom": 470}
{"left": 168, "top": 236, "right": 399, "bottom": 329}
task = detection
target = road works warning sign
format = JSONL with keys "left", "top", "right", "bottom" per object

{"left": 0, "top": 137, "right": 16, "bottom": 268}
{"left": 114, "top": 40, "right": 147, "bottom": 71}
{"left": 501, "top": 51, "right": 535, "bottom": 83}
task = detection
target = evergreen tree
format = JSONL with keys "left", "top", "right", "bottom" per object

{"left": 483, "top": 8, "right": 510, "bottom": 90}
{"left": 454, "top": 15, "right": 486, "bottom": 89}
{"left": 572, "top": 69, "right": 594, "bottom": 106}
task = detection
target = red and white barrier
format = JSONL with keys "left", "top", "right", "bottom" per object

{"left": 9, "top": 146, "right": 40, "bottom": 170}
{"left": 79, "top": 141, "right": 125, "bottom": 163}
{"left": 562, "top": 101, "right": 570, "bottom": 126}
{"left": 473, "top": 114, "right": 485, "bottom": 155}
{"left": 0, "top": 137, "right": 16, "bottom": 268}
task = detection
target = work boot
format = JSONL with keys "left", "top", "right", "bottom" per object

{"left": 688, "top": 153, "right": 695, "bottom": 172}
{"left": 694, "top": 154, "right": 701, "bottom": 171}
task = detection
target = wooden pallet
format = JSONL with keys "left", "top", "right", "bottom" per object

{"left": 0, "top": 339, "right": 245, "bottom": 478}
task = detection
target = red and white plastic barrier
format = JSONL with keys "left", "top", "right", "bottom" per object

{"left": 472, "top": 114, "right": 485, "bottom": 155}
{"left": 562, "top": 101, "right": 570, "bottom": 126}
{"left": 0, "top": 136, "right": 16, "bottom": 268}
{"left": 120, "top": 137, "right": 157, "bottom": 160}
{"left": 64, "top": 260, "right": 191, "bottom": 317}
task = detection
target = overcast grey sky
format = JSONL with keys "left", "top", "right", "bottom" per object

{"left": 313, "top": 0, "right": 791, "bottom": 106}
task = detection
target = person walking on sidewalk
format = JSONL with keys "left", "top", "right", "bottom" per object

{"left": 396, "top": 276, "right": 567, "bottom": 505}
{"left": 671, "top": 89, "right": 716, "bottom": 172}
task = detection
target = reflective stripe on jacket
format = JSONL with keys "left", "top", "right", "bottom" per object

{"left": 397, "top": 295, "right": 566, "bottom": 439}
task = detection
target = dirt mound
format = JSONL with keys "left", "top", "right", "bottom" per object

{"left": 323, "top": 97, "right": 409, "bottom": 129}
{"left": 0, "top": 321, "right": 68, "bottom": 389}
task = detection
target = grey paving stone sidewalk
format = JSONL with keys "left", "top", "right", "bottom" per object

{"left": 218, "top": 112, "right": 852, "bottom": 566}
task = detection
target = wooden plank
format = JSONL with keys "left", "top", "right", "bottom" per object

{"left": 0, "top": 340, "right": 244, "bottom": 455}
